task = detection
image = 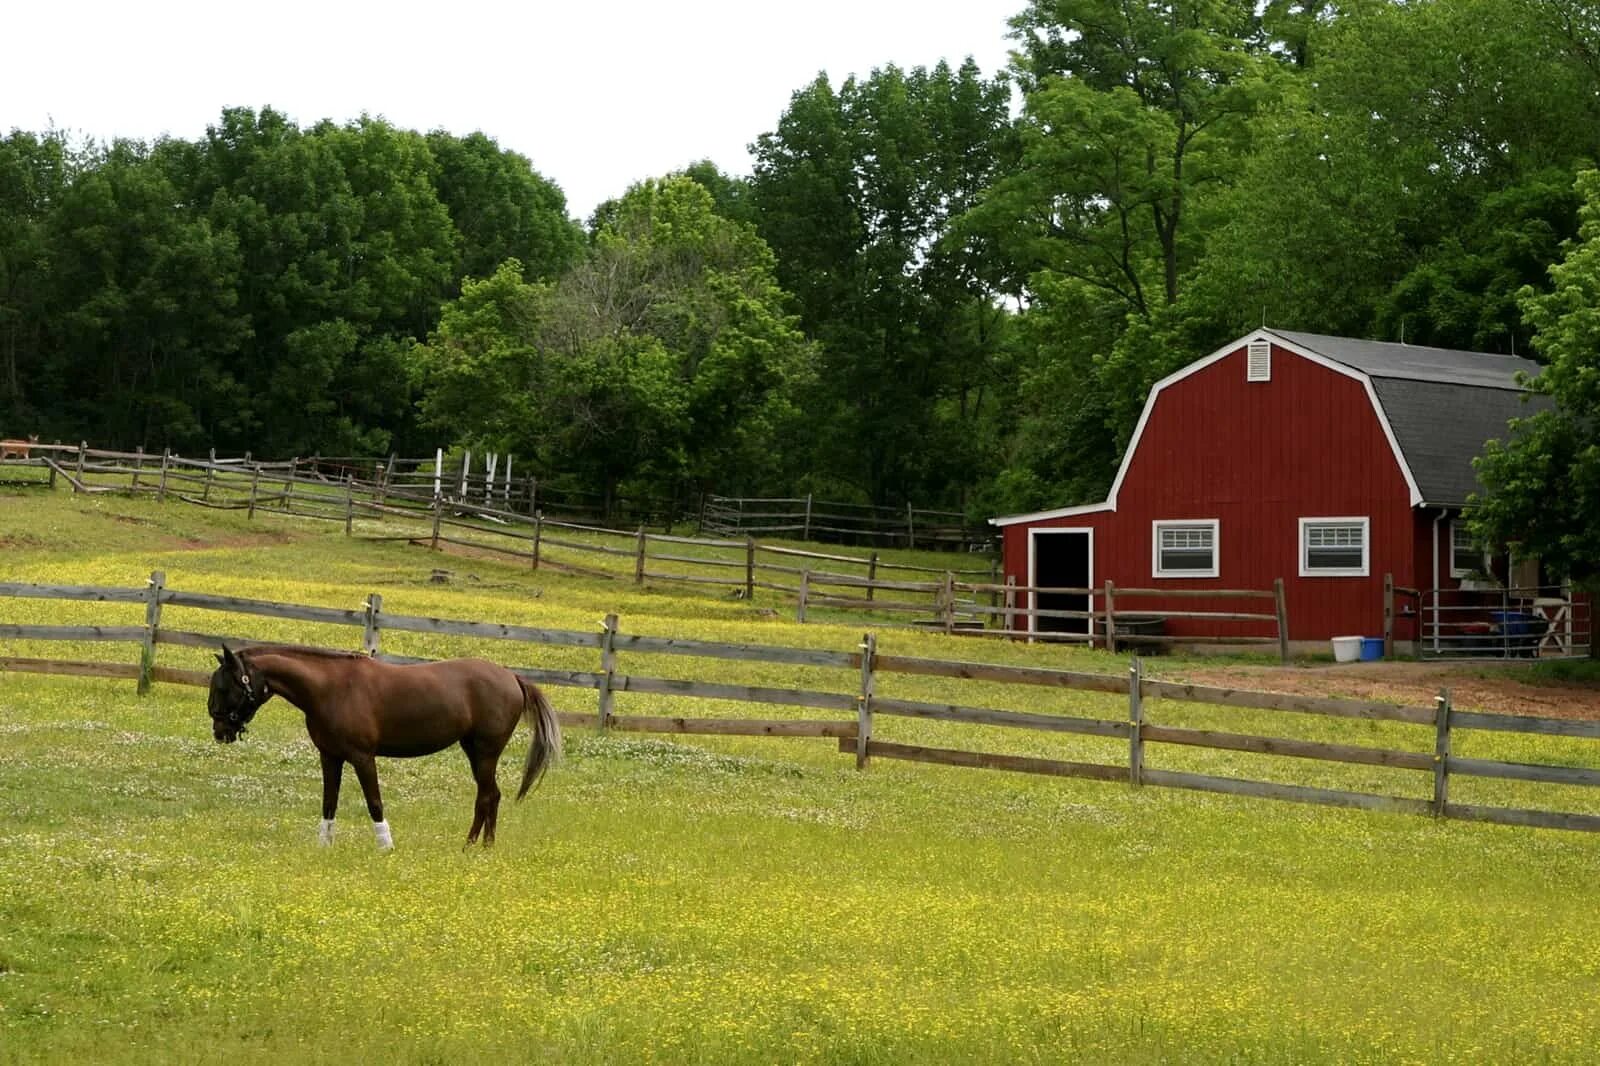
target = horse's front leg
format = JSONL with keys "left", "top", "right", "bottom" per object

{"left": 319, "top": 751, "right": 343, "bottom": 846}
{"left": 349, "top": 752, "right": 392, "bottom": 850}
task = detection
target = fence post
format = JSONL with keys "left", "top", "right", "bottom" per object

{"left": 138, "top": 570, "right": 165, "bottom": 696}
{"left": 634, "top": 526, "right": 647, "bottom": 583}
{"left": 597, "top": 613, "right": 619, "bottom": 732}
{"left": 803, "top": 493, "right": 813, "bottom": 541}
{"left": 745, "top": 537, "right": 756, "bottom": 600}
{"left": 247, "top": 465, "right": 260, "bottom": 519}
{"left": 363, "top": 593, "right": 383, "bottom": 656}
{"left": 344, "top": 475, "right": 355, "bottom": 535}
{"left": 132, "top": 445, "right": 144, "bottom": 490}
{"left": 797, "top": 570, "right": 810, "bottom": 623}
{"left": 460, "top": 450, "right": 470, "bottom": 499}
{"left": 428, "top": 493, "right": 442, "bottom": 550}
{"left": 203, "top": 448, "right": 216, "bottom": 501}
{"left": 943, "top": 572, "right": 957, "bottom": 634}
{"left": 1383, "top": 572, "right": 1395, "bottom": 659}
{"left": 906, "top": 502, "right": 916, "bottom": 549}
{"left": 434, "top": 447, "right": 443, "bottom": 498}
{"left": 76, "top": 441, "right": 86, "bottom": 482}
{"left": 1104, "top": 580, "right": 1118, "bottom": 655}
{"left": 1128, "top": 656, "right": 1144, "bottom": 786}
{"left": 1004, "top": 576, "right": 1016, "bottom": 635}
{"left": 856, "top": 632, "right": 876, "bottom": 769}
{"left": 989, "top": 560, "right": 1000, "bottom": 629}
{"left": 1274, "top": 577, "right": 1289, "bottom": 664}
{"left": 528, "top": 476, "right": 538, "bottom": 516}
{"left": 157, "top": 449, "right": 171, "bottom": 501}
{"left": 283, "top": 471, "right": 294, "bottom": 514}
{"left": 1433, "top": 688, "right": 1452, "bottom": 817}
{"left": 867, "top": 551, "right": 879, "bottom": 602}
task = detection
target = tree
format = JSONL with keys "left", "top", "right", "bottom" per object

{"left": 412, "top": 177, "right": 814, "bottom": 504}
{"left": 989, "top": 0, "right": 1275, "bottom": 311}
{"left": 45, "top": 138, "right": 247, "bottom": 448}
{"left": 0, "top": 130, "right": 68, "bottom": 430}
{"left": 1473, "top": 170, "right": 1600, "bottom": 585}
{"left": 425, "top": 130, "right": 581, "bottom": 285}
{"left": 750, "top": 60, "right": 1014, "bottom": 505}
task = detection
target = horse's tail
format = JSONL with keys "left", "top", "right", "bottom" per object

{"left": 516, "top": 675, "right": 563, "bottom": 801}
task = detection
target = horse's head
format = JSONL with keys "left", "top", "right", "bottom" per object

{"left": 208, "top": 645, "right": 270, "bottom": 743}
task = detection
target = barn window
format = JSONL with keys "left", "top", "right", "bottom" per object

{"left": 1450, "top": 520, "right": 1484, "bottom": 578}
{"left": 1153, "top": 520, "right": 1219, "bottom": 578}
{"left": 1247, "top": 340, "right": 1271, "bottom": 382}
{"left": 1300, "top": 517, "right": 1369, "bottom": 577}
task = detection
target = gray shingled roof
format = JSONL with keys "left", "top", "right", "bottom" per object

{"left": 1267, "top": 329, "right": 1549, "bottom": 507}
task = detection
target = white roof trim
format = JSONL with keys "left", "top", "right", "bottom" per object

{"left": 988, "top": 328, "right": 1426, "bottom": 528}
{"left": 990, "top": 500, "right": 1113, "bottom": 527}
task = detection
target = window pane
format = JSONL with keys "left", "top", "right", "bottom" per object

{"left": 1303, "top": 520, "right": 1366, "bottom": 572}
{"left": 1160, "top": 548, "right": 1214, "bottom": 570}
{"left": 1452, "top": 524, "right": 1478, "bottom": 572}
{"left": 1307, "top": 546, "right": 1364, "bottom": 569}
{"left": 1156, "top": 523, "right": 1215, "bottom": 574}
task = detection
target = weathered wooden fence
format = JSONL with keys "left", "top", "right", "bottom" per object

{"left": 9, "top": 447, "right": 1290, "bottom": 657}
{"left": 4, "top": 576, "right": 1600, "bottom": 834}
{"left": 700, "top": 493, "right": 987, "bottom": 552}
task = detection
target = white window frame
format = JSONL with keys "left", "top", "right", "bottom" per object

{"left": 1299, "top": 516, "right": 1370, "bottom": 577}
{"left": 1152, "top": 519, "right": 1220, "bottom": 579}
{"left": 1449, "top": 519, "right": 1483, "bottom": 579}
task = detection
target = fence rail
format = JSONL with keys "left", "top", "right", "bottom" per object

{"left": 701, "top": 493, "right": 987, "bottom": 552}
{"left": 5, "top": 575, "right": 1600, "bottom": 836}
{"left": 10, "top": 446, "right": 1292, "bottom": 653}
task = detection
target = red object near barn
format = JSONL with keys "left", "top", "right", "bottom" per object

{"left": 989, "top": 329, "right": 1582, "bottom": 655}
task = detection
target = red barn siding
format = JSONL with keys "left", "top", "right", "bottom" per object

{"left": 1002, "top": 343, "right": 1419, "bottom": 642}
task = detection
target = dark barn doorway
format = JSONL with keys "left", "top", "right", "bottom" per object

{"left": 1030, "top": 529, "right": 1092, "bottom": 636}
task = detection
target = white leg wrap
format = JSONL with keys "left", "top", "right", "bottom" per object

{"left": 373, "top": 820, "right": 394, "bottom": 850}
{"left": 319, "top": 818, "right": 335, "bottom": 846}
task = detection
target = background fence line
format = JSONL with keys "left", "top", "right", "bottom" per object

{"left": 6, "top": 446, "right": 1288, "bottom": 653}
{"left": 3, "top": 575, "right": 1598, "bottom": 835}
{"left": 2, "top": 443, "right": 990, "bottom": 547}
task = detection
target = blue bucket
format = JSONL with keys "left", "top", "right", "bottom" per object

{"left": 1359, "top": 637, "right": 1384, "bottom": 661}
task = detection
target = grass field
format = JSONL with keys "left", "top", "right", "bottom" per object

{"left": 4, "top": 483, "right": 1600, "bottom": 1064}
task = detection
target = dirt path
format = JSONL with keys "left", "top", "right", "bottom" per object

{"left": 1169, "top": 660, "right": 1599, "bottom": 719}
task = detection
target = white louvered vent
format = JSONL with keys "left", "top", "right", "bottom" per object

{"left": 1247, "top": 339, "right": 1271, "bottom": 382}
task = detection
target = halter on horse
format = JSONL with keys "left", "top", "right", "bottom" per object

{"left": 207, "top": 644, "right": 562, "bottom": 849}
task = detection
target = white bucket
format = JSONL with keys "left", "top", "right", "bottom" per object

{"left": 1331, "top": 636, "right": 1362, "bottom": 663}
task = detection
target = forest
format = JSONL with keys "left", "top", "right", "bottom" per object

{"left": 2, "top": 0, "right": 1598, "bottom": 575}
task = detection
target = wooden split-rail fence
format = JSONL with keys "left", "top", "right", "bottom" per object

{"left": 5, "top": 445, "right": 1286, "bottom": 655}
{"left": 3, "top": 575, "right": 1600, "bottom": 834}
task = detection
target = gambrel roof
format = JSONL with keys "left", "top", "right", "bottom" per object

{"left": 1269, "top": 330, "right": 1549, "bottom": 508}
{"left": 992, "top": 328, "right": 1548, "bottom": 526}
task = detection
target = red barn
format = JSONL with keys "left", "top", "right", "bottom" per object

{"left": 989, "top": 328, "right": 1570, "bottom": 652}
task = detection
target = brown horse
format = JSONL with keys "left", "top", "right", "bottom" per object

{"left": 0, "top": 434, "right": 38, "bottom": 460}
{"left": 207, "top": 644, "right": 562, "bottom": 849}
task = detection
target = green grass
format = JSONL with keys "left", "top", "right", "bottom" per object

{"left": 4, "top": 484, "right": 1600, "bottom": 1064}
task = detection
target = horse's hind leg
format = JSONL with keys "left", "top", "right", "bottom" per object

{"left": 349, "top": 752, "right": 393, "bottom": 850}
{"left": 466, "top": 745, "right": 503, "bottom": 847}
{"left": 459, "top": 739, "right": 488, "bottom": 845}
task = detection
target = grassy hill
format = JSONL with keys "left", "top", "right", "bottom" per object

{"left": 3, "top": 483, "right": 1600, "bottom": 1064}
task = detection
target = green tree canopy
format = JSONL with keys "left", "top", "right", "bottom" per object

{"left": 1473, "top": 169, "right": 1600, "bottom": 585}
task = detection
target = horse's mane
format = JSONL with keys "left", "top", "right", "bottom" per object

{"left": 239, "top": 644, "right": 365, "bottom": 661}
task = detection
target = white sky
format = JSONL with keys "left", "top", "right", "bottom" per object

{"left": 5, "top": 0, "right": 1020, "bottom": 222}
